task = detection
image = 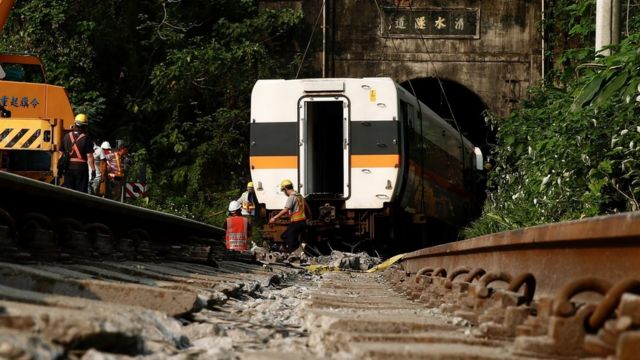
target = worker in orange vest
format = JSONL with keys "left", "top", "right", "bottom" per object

{"left": 269, "top": 179, "right": 312, "bottom": 252}
{"left": 237, "top": 181, "right": 258, "bottom": 222}
{"left": 224, "top": 200, "right": 251, "bottom": 251}
{"left": 101, "top": 142, "right": 128, "bottom": 201}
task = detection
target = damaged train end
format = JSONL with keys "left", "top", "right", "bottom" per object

{"left": 250, "top": 78, "right": 485, "bottom": 254}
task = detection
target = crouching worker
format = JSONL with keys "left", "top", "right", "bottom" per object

{"left": 224, "top": 200, "right": 251, "bottom": 251}
{"left": 269, "top": 179, "right": 312, "bottom": 253}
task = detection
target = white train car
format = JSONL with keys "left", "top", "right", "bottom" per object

{"left": 250, "top": 78, "right": 484, "bottom": 252}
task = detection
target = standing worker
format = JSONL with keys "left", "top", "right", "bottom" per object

{"left": 224, "top": 200, "right": 251, "bottom": 251}
{"left": 89, "top": 141, "right": 105, "bottom": 196}
{"left": 102, "top": 141, "right": 127, "bottom": 201}
{"left": 237, "top": 182, "right": 258, "bottom": 221}
{"left": 60, "top": 114, "right": 95, "bottom": 193}
{"left": 269, "top": 179, "right": 311, "bottom": 253}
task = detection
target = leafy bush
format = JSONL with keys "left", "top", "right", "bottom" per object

{"left": 1, "top": 0, "right": 303, "bottom": 224}
{"left": 465, "top": 34, "right": 640, "bottom": 237}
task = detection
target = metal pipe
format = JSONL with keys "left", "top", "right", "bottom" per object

{"left": 541, "top": 0, "right": 545, "bottom": 80}
{"left": 595, "top": 0, "right": 621, "bottom": 56}
{"left": 322, "top": 0, "right": 326, "bottom": 78}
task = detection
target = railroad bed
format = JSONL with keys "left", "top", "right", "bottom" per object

{"left": 1, "top": 252, "right": 639, "bottom": 358}
{"left": 0, "top": 262, "right": 536, "bottom": 359}
{"left": 1, "top": 170, "right": 639, "bottom": 359}
{"left": 0, "top": 258, "right": 306, "bottom": 359}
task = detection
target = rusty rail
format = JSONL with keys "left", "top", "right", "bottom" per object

{"left": 0, "top": 171, "right": 223, "bottom": 251}
{"left": 400, "top": 211, "right": 640, "bottom": 297}
{"left": 389, "top": 211, "right": 640, "bottom": 358}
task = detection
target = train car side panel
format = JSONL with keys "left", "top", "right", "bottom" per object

{"left": 250, "top": 80, "right": 301, "bottom": 209}
{"left": 250, "top": 78, "right": 484, "bottom": 251}
{"left": 396, "top": 85, "right": 482, "bottom": 228}
{"left": 346, "top": 78, "right": 400, "bottom": 210}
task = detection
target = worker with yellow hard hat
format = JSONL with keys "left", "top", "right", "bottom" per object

{"left": 59, "top": 113, "right": 96, "bottom": 193}
{"left": 269, "top": 179, "right": 312, "bottom": 252}
{"left": 74, "top": 113, "right": 88, "bottom": 127}
{"left": 237, "top": 181, "right": 258, "bottom": 220}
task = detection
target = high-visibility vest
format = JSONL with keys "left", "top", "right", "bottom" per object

{"left": 240, "top": 191, "right": 256, "bottom": 215}
{"left": 105, "top": 150, "right": 124, "bottom": 178}
{"left": 290, "top": 192, "right": 306, "bottom": 222}
{"left": 225, "top": 216, "right": 248, "bottom": 251}
{"left": 68, "top": 133, "right": 87, "bottom": 163}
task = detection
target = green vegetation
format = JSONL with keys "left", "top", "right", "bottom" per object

{"left": 3, "top": 1, "right": 639, "bottom": 234}
{"left": 465, "top": 1, "right": 640, "bottom": 237}
{"left": 1, "top": 0, "right": 303, "bottom": 226}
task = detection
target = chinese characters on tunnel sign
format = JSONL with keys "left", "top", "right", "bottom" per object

{"left": 383, "top": 8, "right": 480, "bottom": 39}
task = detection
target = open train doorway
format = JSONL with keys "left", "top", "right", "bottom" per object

{"left": 299, "top": 98, "right": 349, "bottom": 199}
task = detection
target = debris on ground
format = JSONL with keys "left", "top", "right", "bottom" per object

{"left": 302, "top": 251, "right": 383, "bottom": 273}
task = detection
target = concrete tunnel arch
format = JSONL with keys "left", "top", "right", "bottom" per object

{"left": 399, "top": 77, "right": 495, "bottom": 155}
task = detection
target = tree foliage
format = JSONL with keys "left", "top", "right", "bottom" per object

{"left": 4, "top": 0, "right": 639, "bottom": 234}
{"left": 465, "top": 5, "right": 640, "bottom": 237}
{"left": 1, "top": 0, "right": 302, "bottom": 224}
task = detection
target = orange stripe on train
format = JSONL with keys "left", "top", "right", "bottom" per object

{"left": 351, "top": 154, "right": 399, "bottom": 168}
{"left": 251, "top": 155, "right": 400, "bottom": 169}
{"left": 250, "top": 156, "right": 298, "bottom": 169}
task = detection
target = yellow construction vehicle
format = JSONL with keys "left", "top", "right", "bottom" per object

{"left": 0, "top": 0, "right": 75, "bottom": 183}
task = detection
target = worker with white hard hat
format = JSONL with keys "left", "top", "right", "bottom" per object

{"left": 88, "top": 140, "right": 107, "bottom": 196}
{"left": 100, "top": 140, "right": 130, "bottom": 202}
{"left": 223, "top": 200, "right": 251, "bottom": 251}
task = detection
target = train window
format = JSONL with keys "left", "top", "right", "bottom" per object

{"left": 401, "top": 101, "right": 409, "bottom": 126}
{"left": 304, "top": 100, "right": 344, "bottom": 198}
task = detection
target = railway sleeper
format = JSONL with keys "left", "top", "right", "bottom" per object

{"left": 390, "top": 264, "right": 640, "bottom": 359}
{"left": 515, "top": 291, "right": 640, "bottom": 359}
{"left": 66, "top": 263, "right": 231, "bottom": 307}
{"left": 0, "top": 225, "right": 25, "bottom": 262}
{"left": 0, "top": 295, "right": 188, "bottom": 356}
{"left": 0, "top": 210, "right": 173, "bottom": 262}
{"left": 0, "top": 262, "right": 201, "bottom": 316}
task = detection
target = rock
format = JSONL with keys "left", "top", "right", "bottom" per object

{"left": 191, "top": 336, "right": 233, "bottom": 352}
{"left": 0, "top": 329, "right": 65, "bottom": 359}
{"left": 182, "top": 323, "right": 218, "bottom": 340}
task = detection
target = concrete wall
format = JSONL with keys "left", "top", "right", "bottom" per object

{"left": 262, "top": 0, "right": 543, "bottom": 117}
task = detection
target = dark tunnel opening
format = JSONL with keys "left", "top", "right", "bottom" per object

{"left": 400, "top": 77, "right": 495, "bottom": 155}
{"left": 400, "top": 77, "right": 494, "bottom": 236}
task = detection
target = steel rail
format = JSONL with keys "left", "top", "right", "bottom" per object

{"left": 400, "top": 211, "right": 640, "bottom": 297}
{"left": 0, "top": 171, "right": 223, "bottom": 242}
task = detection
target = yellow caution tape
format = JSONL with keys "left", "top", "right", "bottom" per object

{"left": 366, "top": 253, "right": 405, "bottom": 273}
{"left": 305, "top": 253, "right": 405, "bottom": 273}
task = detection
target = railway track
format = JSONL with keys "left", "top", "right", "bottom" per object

{"left": 385, "top": 211, "right": 640, "bottom": 359}
{"left": 0, "top": 171, "right": 309, "bottom": 358}
{"left": 1, "top": 170, "right": 639, "bottom": 359}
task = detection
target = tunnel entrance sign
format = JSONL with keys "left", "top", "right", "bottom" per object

{"left": 383, "top": 7, "right": 480, "bottom": 39}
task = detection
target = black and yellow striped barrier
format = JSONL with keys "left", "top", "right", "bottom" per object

{"left": 0, "top": 119, "right": 53, "bottom": 150}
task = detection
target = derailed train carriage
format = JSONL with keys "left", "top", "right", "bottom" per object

{"left": 250, "top": 78, "right": 485, "bottom": 252}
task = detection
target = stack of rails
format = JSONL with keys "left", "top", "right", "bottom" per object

{"left": 0, "top": 170, "right": 231, "bottom": 262}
